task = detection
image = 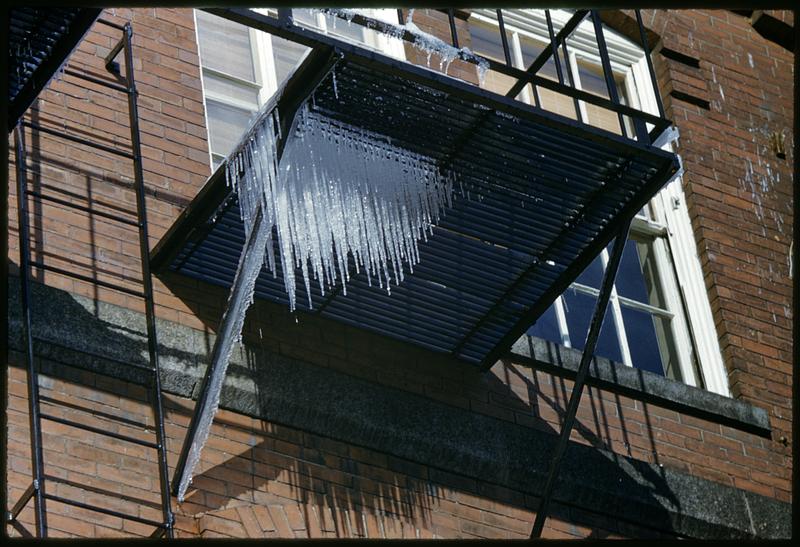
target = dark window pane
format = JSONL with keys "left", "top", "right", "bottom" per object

{"left": 615, "top": 239, "right": 650, "bottom": 303}
{"left": 575, "top": 253, "right": 603, "bottom": 289}
{"left": 527, "top": 302, "right": 562, "bottom": 344}
{"left": 563, "top": 288, "right": 622, "bottom": 363}
{"left": 622, "top": 306, "right": 678, "bottom": 378}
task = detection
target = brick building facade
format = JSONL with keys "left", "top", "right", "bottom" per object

{"left": 4, "top": 8, "right": 794, "bottom": 539}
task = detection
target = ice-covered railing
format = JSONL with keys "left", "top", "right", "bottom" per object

{"left": 225, "top": 93, "right": 457, "bottom": 312}
{"left": 310, "top": 7, "right": 490, "bottom": 84}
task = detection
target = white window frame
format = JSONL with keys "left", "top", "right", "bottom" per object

{"left": 195, "top": 8, "right": 405, "bottom": 168}
{"left": 472, "top": 9, "right": 730, "bottom": 396}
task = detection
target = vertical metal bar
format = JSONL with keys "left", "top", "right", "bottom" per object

{"left": 545, "top": 10, "right": 565, "bottom": 86}
{"left": 792, "top": 8, "right": 798, "bottom": 538}
{"left": 496, "top": 10, "right": 513, "bottom": 66}
{"left": 529, "top": 219, "right": 632, "bottom": 538}
{"left": 560, "top": 37, "right": 583, "bottom": 123}
{"left": 396, "top": 9, "right": 405, "bottom": 25}
{"left": 447, "top": 9, "right": 459, "bottom": 48}
{"left": 14, "top": 124, "right": 48, "bottom": 538}
{"left": 277, "top": 8, "right": 293, "bottom": 27}
{"left": 121, "top": 23, "right": 174, "bottom": 538}
{"left": 635, "top": 10, "right": 665, "bottom": 119}
{"left": 589, "top": 10, "right": 628, "bottom": 139}
{"left": 172, "top": 208, "right": 271, "bottom": 501}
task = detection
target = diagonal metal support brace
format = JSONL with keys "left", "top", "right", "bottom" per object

{"left": 529, "top": 217, "right": 632, "bottom": 538}
{"left": 171, "top": 206, "right": 270, "bottom": 501}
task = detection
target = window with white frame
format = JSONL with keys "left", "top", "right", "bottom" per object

{"left": 469, "top": 9, "right": 730, "bottom": 396}
{"left": 194, "top": 8, "right": 405, "bottom": 169}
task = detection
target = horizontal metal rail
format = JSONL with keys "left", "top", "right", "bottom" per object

{"left": 28, "top": 261, "right": 146, "bottom": 299}
{"left": 43, "top": 493, "right": 164, "bottom": 528}
{"left": 27, "top": 190, "right": 140, "bottom": 227}
{"left": 21, "top": 121, "right": 134, "bottom": 159}
{"left": 62, "top": 68, "right": 129, "bottom": 94}
{"left": 39, "top": 395, "right": 153, "bottom": 432}
{"left": 96, "top": 18, "right": 126, "bottom": 31}
{"left": 32, "top": 336, "right": 156, "bottom": 373}
{"left": 39, "top": 413, "right": 160, "bottom": 449}
{"left": 205, "top": 8, "right": 671, "bottom": 144}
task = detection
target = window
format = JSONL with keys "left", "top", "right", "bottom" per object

{"left": 194, "top": 8, "right": 405, "bottom": 169}
{"left": 469, "top": 9, "right": 730, "bottom": 395}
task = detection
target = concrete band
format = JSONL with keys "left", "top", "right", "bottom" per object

{"left": 6, "top": 280, "right": 790, "bottom": 539}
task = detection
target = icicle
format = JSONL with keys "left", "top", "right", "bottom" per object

{"left": 226, "top": 99, "right": 457, "bottom": 312}
{"left": 332, "top": 70, "right": 339, "bottom": 100}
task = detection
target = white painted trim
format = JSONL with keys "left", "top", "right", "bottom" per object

{"left": 630, "top": 55, "right": 730, "bottom": 396}
{"left": 192, "top": 9, "right": 216, "bottom": 170}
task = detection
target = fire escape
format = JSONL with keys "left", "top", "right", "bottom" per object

{"left": 5, "top": 8, "right": 684, "bottom": 539}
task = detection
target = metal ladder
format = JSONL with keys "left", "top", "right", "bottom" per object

{"left": 6, "top": 19, "right": 174, "bottom": 538}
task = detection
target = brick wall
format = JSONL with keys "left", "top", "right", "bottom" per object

{"left": 5, "top": 7, "right": 793, "bottom": 539}
{"left": 642, "top": 8, "right": 793, "bottom": 491}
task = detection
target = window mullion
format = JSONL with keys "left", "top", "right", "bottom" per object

{"left": 567, "top": 50, "right": 589, "bottom": 125}
{"left": 553, "top": 295, "right": 572, "bottom": 348}
{"left": 599, "top": 248, "right": 634, "bottom": 367}
{"left": 510, "top": 32, "right": 533, "bottom": 104}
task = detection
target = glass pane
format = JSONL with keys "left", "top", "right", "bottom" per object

{"left": 563, "top": 288, "right": 623, "bottom": 363}
{"left": 271, "top": 35, "right": 311, "bottom": 87}
{"left": 621, "top": 305, "right": 682, "bottom": 380}
{"left": 203, "top": 73, "right": 260, "bottom": 107}
{"left": 575, "top": 253, "right": 603, "bottom": 289}
{"left": 292, "top": 9, "right": 320, "bottom": 28}
{"left": 615, "top": 239, "right": 650, "bottom": 303}
{"left": 206, "top": 100, "right": 256, "bottom": 157}
{"left": 196, "top": 10, "right": 256, "bottom": 82}
{"left": 518, "top": 34, "right": 558, "bottom": 80}
{"left": 469, "top": 19, "right": 508, "bottom": 63}
{"left": 325, "top": 13, "right": 365, "bottom": 43}
{"left": 617, "top": 238, "right": 667, "bottom": 308}
{"left": 527, "top": 302, "right": 562, "bottom": 344}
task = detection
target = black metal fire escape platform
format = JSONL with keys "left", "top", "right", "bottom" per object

{"left": 151, "top": 33, "right": 681, "bottom": 371}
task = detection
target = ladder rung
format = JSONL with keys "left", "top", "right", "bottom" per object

{"left": 29, "top": 261, "right": 146, "bottom": 299}
{"left": 28, "top": 190, "right": 139, "bottom": 227}
{"left": 96, "top": 18, "right": 127, "bottom": 31}
{"left": 40, "top": 395, "right": 155, "bottom": 431}
{"left": 33, "top": 337, "right": 156, "bottom": 373}
{"left": 39, "top": 413, "right": 160, "bottom": 449}
{"left": 22, "top": 121, "right": 134, "bottom": 159}
{"left": 62, "top": 68, "right": 129, "bottom": 94}
{"left": 43, "top": 493, "right": 165, "bottom": 528}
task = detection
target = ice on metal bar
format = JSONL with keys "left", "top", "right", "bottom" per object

{"left": 227, "top": 97, "right": 456, "bottom": 312}
{"left": 312, "top": 7, "right": 490, "bottom": 82}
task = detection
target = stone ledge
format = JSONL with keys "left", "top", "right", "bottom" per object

{"left": 6, "top": 280, "right": 790, "bottom": 539}
{"left": 510, "top": 336, "right": 771, "bottom": 438}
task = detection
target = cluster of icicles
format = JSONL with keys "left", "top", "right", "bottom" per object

{"left": 225, "top": 98, "right": 456, "bottom": 312}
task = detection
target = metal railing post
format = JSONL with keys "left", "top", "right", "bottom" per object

{"left": 13, "top": 124, "right": 48, "bottom": 537}
{"left": 121, "top": 22, "right": 174, "bottom": 537}
{"left": 530, "top": 218, "right": 633, "bottom": 538}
